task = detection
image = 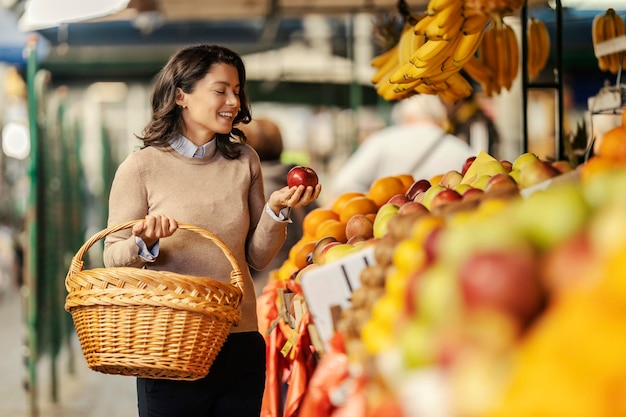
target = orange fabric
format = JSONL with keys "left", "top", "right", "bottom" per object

{"left": 283, "top": 311, "right": 317, "bottom": 417}
{"left": 299, "top": 349, "right": 349, "bottom": 417}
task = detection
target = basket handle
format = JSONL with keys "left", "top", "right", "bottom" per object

{"left": 68, "top": 220, "right": 243, "bottom": 289}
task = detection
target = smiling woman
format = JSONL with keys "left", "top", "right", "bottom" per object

{"left": 102, "top": 43, "right": 321, "bottom": 417}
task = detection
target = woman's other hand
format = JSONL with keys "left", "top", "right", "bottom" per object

{"left": 131, "top": 214, "right": 178, "bottom": 249}
{"left": 268, "top": 184, "right": 322, "bottom": 214}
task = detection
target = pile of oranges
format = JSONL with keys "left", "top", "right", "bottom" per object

{"left": 581, "top": 106, "right": 626, "bottom": 182}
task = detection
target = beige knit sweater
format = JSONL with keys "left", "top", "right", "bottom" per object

{"left": 103, "top": 142, "right": 287, "bottom": 333}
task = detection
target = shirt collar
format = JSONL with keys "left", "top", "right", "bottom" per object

{"left": 169, "top": 135, "right": 214, "bottom": 158}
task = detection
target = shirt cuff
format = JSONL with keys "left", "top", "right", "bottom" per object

{"left": 265, "top": 203, "right": 292, "bottom": 223}
{"left": 135, "top": 236, "right": 159, "bottom": 262}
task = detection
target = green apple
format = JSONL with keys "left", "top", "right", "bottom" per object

{"left": 421, "top": 184, "right": 446, "bottom": 210}
{"left": 516, "top": 183, "right": 590, "bottom": 250}
{"left": 512, "top": 152, "right": 539, "bottom": 172}
{"left": 319, "top": 243, "right": 359, "bottom": 264}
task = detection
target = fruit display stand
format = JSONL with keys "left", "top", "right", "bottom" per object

{"left": 258, "top": 139, "right": 626, "bottom": 417}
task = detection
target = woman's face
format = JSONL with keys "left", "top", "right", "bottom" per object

{"left": 177, "top": 63, "right": 241, "bottom": 145}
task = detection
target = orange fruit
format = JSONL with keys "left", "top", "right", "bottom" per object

{"left": 315, "top": 219, "right": 348, "bottom": 242}
{"left": 429, "top": 174, "right": 444, "bottom": 186}
{"left": 302, "top": 208, "right": 339, "bottom": 237}
{"left": 339, "top": 196, "right": 379, "bottom": 224}
{"left": 396, "top": 174, "right": 415, "bottom": 191}
{"left": 289, "top": 239, "right": 316, "bottom": 270}
{"left": 368, "top": 176, "right": 406, "bottom": 207}
{"left": 331, "top": 191, "right": 365, "bottom": 214}
{"left": 598, "top": 126, "right": 626, "bottom": 162}
{"left": 579, "top": 156, "right": 615, "bottom": 183}
{"left": 365, "top": 213, "right": 377, "bottom": 223}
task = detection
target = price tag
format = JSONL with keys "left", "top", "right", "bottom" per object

{"left": 300, "top": 246, "right": 375, "bottom": 352}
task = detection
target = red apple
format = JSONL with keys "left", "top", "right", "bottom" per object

{"left": 551, "top": 160, "right": 575, "bottom": 174}
{"left": 310, "top": 236, "right": 338, "bottom": 263}
{"left": 484, "top": 173, "right": 519, "bottom": 193}
{"left": 439, "top": 170, "right": 463, "bottom": 189}
{"left": 430, "top": 188, "right": 462, "bottom": 210}
{"left": 461, "top": 156, "right": 477, "bottom": 176}
{"left": 287, "top": 166, "right": 319, "bottom": 188}
{"left": 458, "top": 248, "right": 544, "bottom": 324}
{"left": 387, "top": 193, "right": 411, "bottom": 206}
{"left": 500, "top": 160, "right": 513, "bottom": 172}
{"left": 397, "top": 201, "right": 430, "bottom": 216}
{"left": 461, "top": 187, "right": 484, "bottom": 202}
{"left": 405, "top": 179, "right": 431, "bottom": 200}
{"left": 517, "top": 160, "right": 559, "bottom": 189}
{"left": 345, "top": 213, "right": 374, "bottom": 241}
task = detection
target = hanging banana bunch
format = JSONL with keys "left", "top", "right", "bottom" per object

{"left": 369, "top": 0, "right": 525, "bottom": 103}
{"left": 527, "top": 17, "right": 550, "bottom": 81}
{"left": 471, "top": 15, "right": 519, "bottom": 96}
{"left": 592, "top": 8, "right": 625, "bottom": 74}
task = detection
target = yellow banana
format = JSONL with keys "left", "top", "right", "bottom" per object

{"left": 370, "top": 46, "right": 397, "bottom": 69}
{"left": 503, "top": 23, "right": 519, "bottom": 90}
{"left": 611, "top": 9, "right": 625, "bottom": 73}
{"left": 389, "top": 60, "right": 426, "bottom": 83}
{"left": 603, "top": 10, "right": 619, "bottom": 73}
{"left": 426, "top": 12, "right": 464, "bottom": 41}
{"left": 371, "top": 46, "right": 400, "bottom": 84}
{"left": 452, "top": 28, "right": 485, "bottom": 66}
{"left": 425, "top": 1, "right": 464, "bottom": 40}
{"left": 445, "top": 72, "right": 473, "bottom": 99}
{"left": 461, "top": 14, "right": 490, "bottom": 35}
{"left": 479, "top": 24, "right": 501, "bottom": 95}
{"left": 397, "top": 24, "right": 418, "bottom": 65}
{"left": 463, "top": 55, "right": 495, "bottom": 86}
{"left": 592, "top": 12, "right": 610, "bottom": 72}
{"left": 527, "top": 17, "right": 539, "bottom": 80}
{"left": 414, "top": 14, "right": 436, "bottom": 36}
{"left": 528, "top": 17, "right": 550, "bottom": 81}
{"left": 494, "top": 22, "right": 510, "bottom": 93}
{"left": 411, "top": 37, "right": 457, "bottom": 64}
{"left": 415, "top": 83, "right": 440, "bottom": 95}
{"left": 427, "top": 0, "right": 459, "bottom": 16}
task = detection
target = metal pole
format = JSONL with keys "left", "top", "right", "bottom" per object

{"left": 24, "top": 34, "right": 40, "bottom": 417}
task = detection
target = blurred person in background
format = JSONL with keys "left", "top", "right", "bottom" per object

{"left": 447, "top": 92, "right": 501, "bottom": 157}
{"left": 241, "top": 118, "right": 317, "bottom": 296}
{"left": 330, "top": 94, "right": 475, "bottom": 198}
{"left": 103, "top": 44, "right": 321, "bottom": 417}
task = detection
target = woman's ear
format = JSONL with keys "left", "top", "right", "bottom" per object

{"left": 175, "top": 87, "right": 186, "bottom": 107}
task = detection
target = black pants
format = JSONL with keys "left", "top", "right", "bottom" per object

{"left": 137, "top": 332, "right": 266, "bottom": 417}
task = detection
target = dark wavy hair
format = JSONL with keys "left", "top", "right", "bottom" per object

{"left": 137, "top": 44, "right": 251, "bottom": 159}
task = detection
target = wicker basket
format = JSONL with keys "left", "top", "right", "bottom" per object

{"left": 64, "top": 220, "right": 244, "bottom": 381}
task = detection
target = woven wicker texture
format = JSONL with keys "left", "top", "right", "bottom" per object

{"left": 65, "top": 220, "right": 244, "bottom": 381}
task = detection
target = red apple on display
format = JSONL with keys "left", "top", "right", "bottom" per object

{"left": 458, "top": 248, "right": 544, "bottom": 324}
{"left": 398, "top": 201, "right": 430, "bottom": 216}
{"left": 406, "top": 179, "right": 431, "bottom": 200}
{"left": 430, "top": 188, "right": 462, "bottom": 210}
{"left": 387, "top": 194, "right": 411, "bottom": 206}
{"left": 439, "top": 170, "right": 463, "bottom": 189}
{"left": 484, "top": 173, "right": 519, "bottom": 193}
{"left": 345, "top": 213, "right": 374, "bottom": 241}
{"left": 287, "top": 166, "right": 319, "bottom": 188}
{"left": 500, "top": 160, "right": 513, "bottom": 172}
{"left": 461, "top": 187, "right": 484, "bottom": 202}
{"left": 461, "top": 156, "right": 477, "bottom": 176}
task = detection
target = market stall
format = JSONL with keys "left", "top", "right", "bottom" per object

{"left": 257, "top": 1, "right": 626, "bottom": 416}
